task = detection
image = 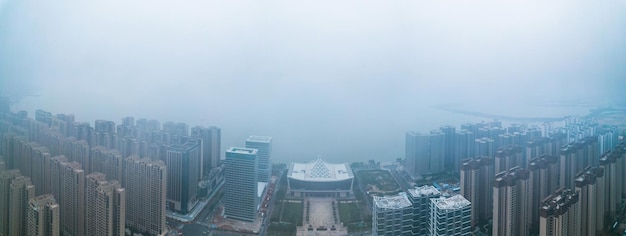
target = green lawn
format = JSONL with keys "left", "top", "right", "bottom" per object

{"left": 282, "top": 201, "right": 304, "bottom": 226}
{"left": 267, "top": 222, "right": 296, "bottom": 236}
{"left": 268, "top": 200, "right": 302, "bottom": 236}
{"left": 338, "top": 201, "right": 372, "bottom": 233}
{"left": 338, "top": 202, "right": 361, "bottom": 224}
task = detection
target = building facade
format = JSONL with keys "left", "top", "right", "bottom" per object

{"left": 8, "top": 175, "right": 35, "bottom": 236}
{"left": 372, "top": 193, "right": 413, "bottom": 236}
{"left": 493, "top": 166, "right": 530, "bottom": 236}
{"left": 430, "top": 194, "right": 472, "bottom": 236}
{"left": 26, "top": 194, "right": 60, "bottom": 236}
{"left": 286, "top": 159, "right": 353, "bottom": 198}
{"left": 245, "top": 136, "right": 272, "bottom": 183}
{"left": 539, "top": 188, "right": 580, "bottom": 236}
{"left": 85, "top": 172, "right": 125, "bottom": 236}
{"left": 224, "top": 147, "right": 258, "bottom": 222}
{"left": 166, "top": 141, "right": 201, "bottom": 214}
{"left": 407, "top": 185, "right": 441, "bottom": 235}
{"left": 124, "top": 155, "right": 168, "bottom": 235}
{"left": 191, "top": 126, "right": 221, "bottom": 170}
{"left": 460, "top": 157, "right": 493, "bottom": 229}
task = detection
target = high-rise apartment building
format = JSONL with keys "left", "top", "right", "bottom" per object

{"left": 574, "top": 166, "right": 604, "bottom": 236}
{"left": 475, "top": 137, "right": 495, "bottom": 158}
{"left": 405, "top": 131, "right": 445, "bottom": 176}
{"left": 494, "top": 145, "right": 523, "bottom": 174}
{"left": 599, "top": 151, "right": 618, "bottom": 218}
{"left": 0, "top": 169, "right": 21, "bottom": 236}
{"left": 455, "top": 129, "right": 474, "bottom": 162}
{"left": 527, "top": 154, "right": 559, "bottom": 234}
{"left": 245, "top": 136, "right": 272, "bottom": 183}
{"left": 90, "top": 146, "right": 124, "bottom": 182}
{"left": 86, "top": 172, "right": 125, "bottom": 236}
{"left": 26, "top": 194, "right": 60, "bottom": 236}
{"left": 407, "top": 185, "right": 441, "bottom": 235}
{"left": 430, "top": 194, "right": 472, "bottom": 236}
{"left": 372, "top": 193, "right": 413, "bottom": 236}
{"left": 439, "top": 125, "right": 457, "bottom": 171}
{"left": 8, "top": 175, "right": 35, "bottom": 236}
{"left": 124, "top": 155, "right": 168, "bottom": 235}
{"left": 166, "top": 141, "right": 201, "bottom": 214}
{"left": 539, "top": 188, "right": 580, "bottom": 236}
{"left": 460, "top": 157, "right": 493, "bottom": 229}
{"left": 493, "top": 166, "right": 530, "bottom": 236}
{"left": 191, "top": 126, "right": 221, "bottom": 170}
{"left": 55, "top": 160, "right": 85, "bottom": 236}
{"left": 224, "top": 147, "right": 258, "bottom": 222}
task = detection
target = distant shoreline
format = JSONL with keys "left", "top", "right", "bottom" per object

{"left": 433, "top": 104, "right": 567, "bottom": 123}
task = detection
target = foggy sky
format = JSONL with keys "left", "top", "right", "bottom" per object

{"left": 1, "top": 0, "right": 625, "bottom": 162}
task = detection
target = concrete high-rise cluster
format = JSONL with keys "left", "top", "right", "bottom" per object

{"left": 405, "top": 117, "right": 625, "bottom": 235}
{"left": 372, "top": 187, "right": 471, "bottom": 236}
{"left": 224, "top": 147, "right": 259, "bottom": 222}
{"left": 406, "top": 121, "right": 546, "bottom": 176}
{"left": 0, "top": 109, "right": 226, "bottom": 236}
{"left": 245, "top": 136, "right": 272, "bottom": 183}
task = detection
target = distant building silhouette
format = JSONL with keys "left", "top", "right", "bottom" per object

{"left": 191, "top": 126, "right": 221, "bottom": 170}
{"left": 405, "top": 131, "right": 445, "bottom": 176}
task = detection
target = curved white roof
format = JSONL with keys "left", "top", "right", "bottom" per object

{"left": 288, "top": 158, "right": 353, "bottom": 182}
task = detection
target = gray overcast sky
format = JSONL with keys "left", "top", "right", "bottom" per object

{"left": 1, "top": 0, "right": 625, "bottom": 162}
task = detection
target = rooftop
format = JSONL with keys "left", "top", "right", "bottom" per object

{"left": 246, "top": 136, "right": 272, "bottom": 143}
{"left": 288, "top": 158, "right": 353, "bottom": 182}
{"left": 374, "top": 193, "right": 412, "bottom": 210}
{"left": 227, "top": 147, "right": 258, "bottom": 155}
{"left": 408, "top": 185, "right": 440, "bottom": 198}
{"left": 431, "top": 194, "right": 471, "bottom": 210}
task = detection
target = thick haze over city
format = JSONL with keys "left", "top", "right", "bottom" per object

{"left": 1, "top": 0, "right": 625, "bottom": 163}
